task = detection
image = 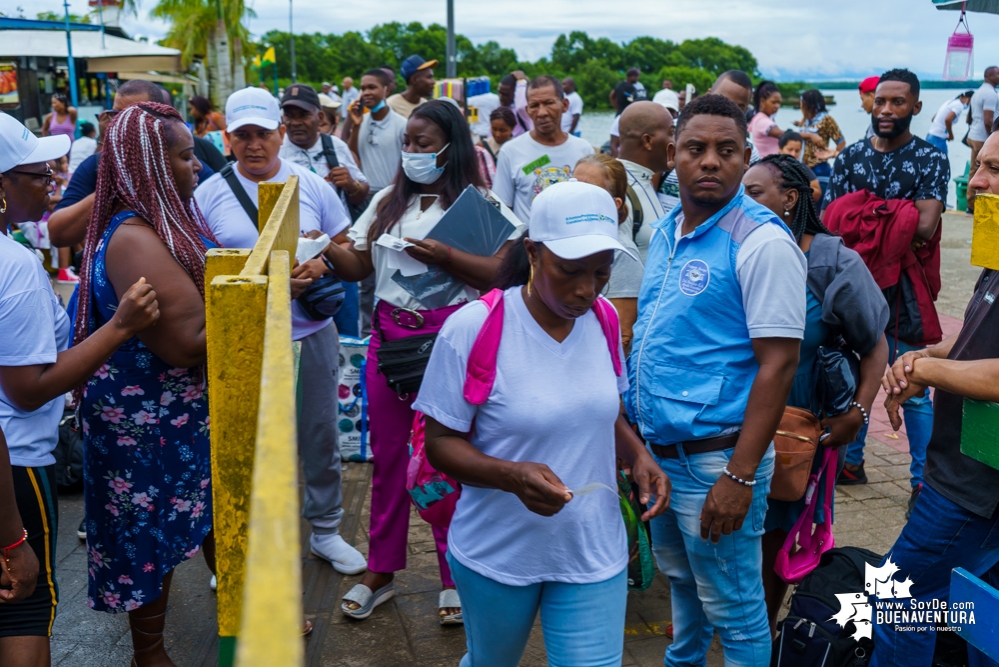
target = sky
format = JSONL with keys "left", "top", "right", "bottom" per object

{"left": 7, "top": 0, "right": 999, "bottom": 80}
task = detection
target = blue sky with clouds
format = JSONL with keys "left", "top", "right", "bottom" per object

{"left": 10, "top": 0, "right": 999, "bottom": 80}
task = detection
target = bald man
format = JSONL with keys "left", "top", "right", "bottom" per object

{"left": 561, "top": 77, "right": 584, "bottom": 135}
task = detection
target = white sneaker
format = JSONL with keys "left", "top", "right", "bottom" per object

{"left": 310, "top": 533, "right": 367, "bottom": 575}
{"left": 210, "top": 575, "right": 217, "bottom": 591}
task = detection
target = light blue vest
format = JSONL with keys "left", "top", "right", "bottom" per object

{"left": 626, "top": 187, "right": 791, "bottom": 444}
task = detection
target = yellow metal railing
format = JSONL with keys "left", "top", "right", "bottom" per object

{"left": 205, "top": 176, "right": 302, "bottom": 667}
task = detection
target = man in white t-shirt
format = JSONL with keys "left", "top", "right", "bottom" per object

{"left": 68, "top": 121, "right": 97, "bottom": 173}
{"left": 194, "top": 87, "right": 366, "bottom": 575}
{"left": 926, "top": 90, "right": 973, "bottom": 156}
{"left": 346, "top": 69, "right": 407, "bottom": 194}
{"left": 967, "top": 67, "right": 999, "bottom": 211}
{"left": 560, "top": 78, "right": 584, "bottom": 135}
{"left": 341, "top": 77, "right": 360, "bottom": 120}
{"left": 493, "top": 75, "right": 595, "bottom": 223}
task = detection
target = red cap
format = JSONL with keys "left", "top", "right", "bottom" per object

{"left": 859, "top": 76, "right": 880, "bottom": 94}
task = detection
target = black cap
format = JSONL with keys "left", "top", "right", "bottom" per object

{"left": 280, "top": 84, "right": 321, "bottom": 112}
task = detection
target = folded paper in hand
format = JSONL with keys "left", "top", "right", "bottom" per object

{"left": 296, "top": 234, "right": 331, "bottom": 265}
{"left": 375, "top": 234, "right": 416, "bottom": 252}
{"left": 570, "top": 482, "right": 616, "bottom": 497}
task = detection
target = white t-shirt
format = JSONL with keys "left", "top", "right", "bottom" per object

{"left": 673, "top": 215, "right": 807, "bottom": 339}
{"left": 610, "top": 115, "right": 620, "bottom": 138}
{"left": 492, "top": 133, "right": 595, "bottom": 223}
{"left": 347, "top": 187, "right": 525, "bottom": 311}
{"left": 68, "top": 135, "right": 97, "bottom": 173}
{"left": 928, "top": 97, "right": 967, "bottom": 139}
{"left": 358, "top": 109, "right": 407, "bottom": 192}
{"left": 194, "top": 159, "right": 351, "bottom": 341}
{"left": 969, "top": 83, "right": 998, "bottom": 142}
{"left": 341, "top": 87, "right": 360, "bottom": 119}
{"left": 279, "top": 133, "right": 368, "bottom": 211}
{"left": 467, "top": 92, "right": 500, "bottom": 138}
{"left": 560, "top": 91, "right": 584, "bottom": 132}
{"left": 0, "top": 233, "right": 71, "bottom": 467}
{"left": 412, "top": 287, "right": 629, "bottom": 585}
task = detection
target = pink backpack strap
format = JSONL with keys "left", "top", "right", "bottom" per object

{"left": 592, "top": 296, "right": 623, "bottom": 377}
{"left": 463, "top": 289, "right": 506, "bottom": 405}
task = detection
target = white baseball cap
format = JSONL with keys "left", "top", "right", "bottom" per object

{"left": 0, "top": 112, "right": 71, "bottom": 173}
{"left": 225, "top": 87, "right": 280, "bottom": 132}
{"left": 529, "top": 180, "right": 638, "bottom": 261}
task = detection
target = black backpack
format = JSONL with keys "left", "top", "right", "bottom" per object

{"left": 772, "top": 547, "right": 882, "bottom": 667}
{"left": 319, "top": 133, "right": 369, "bottom": 221}
{"left": 53, "top": 409, "right": 83, "bottom": 493}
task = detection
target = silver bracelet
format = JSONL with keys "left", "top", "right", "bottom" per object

{"left": 722, "top": 467, "right": 757, "bottom": 487}
{"left": 850, "top": 401, "right": 870, "bottom": 425}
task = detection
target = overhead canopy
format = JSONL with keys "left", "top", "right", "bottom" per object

{"left": 934, "top": 0, "right": 999, "bottom": 12}
{"left": 0, "top": 29, "right": 181, "bottom": 73}
{"left": 117, "top": 71, "right": 199, "bottom": 85}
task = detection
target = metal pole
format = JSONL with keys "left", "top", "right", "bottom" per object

{"left": 446, "top": 0, "right": 456, "bottom": 78}
{"left": 63, "top": 0, "right": 79, "bottom": 107}
{"left": 98, "top": 0, "right": 105, "bottom": 49}
{"left": 289, "top": 0, "right": 296, "bottom": 83}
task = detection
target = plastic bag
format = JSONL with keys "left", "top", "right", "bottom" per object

{"left": 337, "top": 336, "right": 371, "bottom": 461}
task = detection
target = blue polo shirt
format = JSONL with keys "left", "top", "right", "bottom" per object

{"left": 626, "top": 186, "right": 807, "bottom": 445}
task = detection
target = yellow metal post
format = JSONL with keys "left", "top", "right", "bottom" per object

{"left": 242, "top": 176, "right": 300, "bottom": 277}
{"left": 206, "top": 276, "right": 268, "bottom": 646}
{"left": 972, "top": 193, "right": 999, "bottom": 271}
{"left": 206, "top": 249, "right": 252, "bottom": 285}
{"left": 235, "top": 250, "right": 303, "bottom": 667}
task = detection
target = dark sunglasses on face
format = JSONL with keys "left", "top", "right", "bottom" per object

{"left": 98, "top": 109, "right": 120, "bottom": 122}
{"left": 7, "top": 168, "right": 54, "bottom": 185}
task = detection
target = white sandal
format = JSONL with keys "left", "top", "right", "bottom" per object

{"left": 341, "top": 582, "right": 395, "bottom": 620}
{"left": 439, "top": 588, "right": 463, "bottom": 625}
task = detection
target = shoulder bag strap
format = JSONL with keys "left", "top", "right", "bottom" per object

{"left": 320, "top": 133, "right": 341, "bottom": 171}
{"left": 463, "top": 289, "right": 506, "bottom": 405}
{"left": 220, "top": 162, "right": 259, "bottom": 223}
{"left": 592, "top": 296, "right": 623, "bottom": 377}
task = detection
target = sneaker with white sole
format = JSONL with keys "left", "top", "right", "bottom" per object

{"left": 210, "top": 575, "right": 217, "bottom": 591}
{"left": 310, "top": 533, "right": 367, "bottom": 575}
{"left": 77, "top": 519, "right": 86, "bottom": 541}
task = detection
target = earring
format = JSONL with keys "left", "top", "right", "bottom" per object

{"left": 527, "top": 263, "right": 535, "bottom": 297}
{"left": 0, "top": 196, "right": 6, "bottom": 214}
{"left": 783, "top": 209, "right": 790, "bottom": 218}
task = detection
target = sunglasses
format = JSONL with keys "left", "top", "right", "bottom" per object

{"left": 8, "top": 168, "right": 54, "bottom": 185}
{"left": 98, "top": 109, "right": 120, "bottom": 122}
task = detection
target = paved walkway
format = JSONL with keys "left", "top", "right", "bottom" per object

{"left": 47, "top": 212, "right": 976, "bottom": 665}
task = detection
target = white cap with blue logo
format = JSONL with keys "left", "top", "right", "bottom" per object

{"left": 528, "top": 180, "right": 638, "bottom": 262}
{"left": 0, "top": 112, "right": 71, "bottom": 173}
{"left": 225, "top": 87, "right": 280, "bottom": 132}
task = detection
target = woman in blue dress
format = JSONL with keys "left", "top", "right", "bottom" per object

{"left": 743, "top": 154, "right": 889, "bottom": 635}
{"left": 74, "top": 102, "right": 219, "bottom": 667}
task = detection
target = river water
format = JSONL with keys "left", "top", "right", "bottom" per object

{"left": 576, "top": 88, "right": 973, "bottom": 209}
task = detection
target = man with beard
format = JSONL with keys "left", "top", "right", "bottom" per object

{"left": 822, "top": 69, "right": 948, "bottom": 506}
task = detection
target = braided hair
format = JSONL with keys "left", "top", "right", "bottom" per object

{"left": 74, "top": 102, "right": 217, "bottom": 352}
{"left": 756, "top": 154, "right": 832, "bottom": 242}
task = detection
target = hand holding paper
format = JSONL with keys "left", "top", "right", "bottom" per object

{"left": 296, "top": 233, "right": 331, "bottom": 265}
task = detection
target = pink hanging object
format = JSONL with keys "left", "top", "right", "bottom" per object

{"left": 943, "top": 9, "right": 974, "bottom": 81}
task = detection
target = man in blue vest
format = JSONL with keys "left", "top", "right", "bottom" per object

{"left": 627, "top": 94, "right": 806, "bottom": 667}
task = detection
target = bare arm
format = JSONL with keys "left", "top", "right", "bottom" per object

{"left": 321, "top": 239, "right": 375, "bottom": 283}
{"left": 106, "top": 221, "right": 206, "bottom": 368}
{"left": 608, "top": 297, "right": 637, "bottom": 356}
{"left": 614, "top": 414, "right": 670, "bottom": 520}
{"left": 914, "top": 198, "right": 944, "bottom": 241}
{"left": 41, "top": 113, "right": 52, "bottom": 136}
{"left": 425, "top": 416, "right": 572, "bottom": 516}
{"left": 0, "top": 428, "right": 39, "bottom": 603}
{"left": 345, "top": 102, "right": 363, "bottom": 170}
{"left": 0, "top": 280, "right": 159, "bottom": 412}
{"left": 47, "top": 193, "right": 94, "bottom": 247}
{"left": 699, "top": 337, "right": 799, "bottom": 543}
{"left": 767, "top": 125, "right": 785, "bottom": 138}
{"left": 985, "top": 109, "right": 995, "bottom": 135}
{"left": 945, "top": 110, "right": 958, "bottom": 139}
{"left": 883, "top": 331, "right": 960, "bottom": 429}
{"left": 569, "top": 114, "right": 580, "bottom": 134}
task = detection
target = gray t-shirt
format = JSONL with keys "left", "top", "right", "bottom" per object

{"left": 969, "top": 82, "right": 997, "bottom": 142}
{"left": 358, "top": 109, "right": 407, "bottom": 192}
{"left": 603, "top": 223, "right": 644, "bottom": 299}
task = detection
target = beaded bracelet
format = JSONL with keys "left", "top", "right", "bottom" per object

{"left": 2, "top": 528, "right": 27, "bottom": 561}
{"left": 722, "top": 467, "right": 757, "bottom": 487}
{"left": 850, "top": 401, "right": 870, "bottom": 425}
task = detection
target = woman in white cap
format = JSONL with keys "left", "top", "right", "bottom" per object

{"left": 412, "top": 181, "right": 670, "bottom": 667}
{"left": 0, "top": 114, "right": 159, "bottom": 667}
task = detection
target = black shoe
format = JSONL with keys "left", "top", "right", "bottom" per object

{"left": 77, "top": 519, "right": 86, "bottom": 541}
{"left": 837, "top": 461, "right": 868, "bottom": 485}
{"left": 905, "top": 484, "right": 922, "bottom": 520}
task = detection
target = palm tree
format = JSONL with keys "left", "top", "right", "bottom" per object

{"left": 151, "top": 0, "right": 254, "bottom": 106}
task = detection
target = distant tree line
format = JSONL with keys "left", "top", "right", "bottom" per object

{"left": 252, "top": 23, "right": 763, "bottom": 111}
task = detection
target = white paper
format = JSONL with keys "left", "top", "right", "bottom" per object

{"left": 375, "top": 233, "right": 415, "bottom": 252}
{"left": 295, "top": 234, "right": 330, "bottom": 265}
{"left": 570, "top": 482, "right": 615, "bottom": 498}
{"left": 385, "top": 245, "right": 429, "bottom": 277}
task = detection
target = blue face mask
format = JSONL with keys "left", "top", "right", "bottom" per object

{"left": 368, "top": 99, "right": 386, "bottom": 113}
{"left": 402, "top": 143, "right": 449, "bottom": 184}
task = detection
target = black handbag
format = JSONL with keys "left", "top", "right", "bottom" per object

{"left": 374, "top": 309, "right": 437, "bottom": 395}
{"left": 814, "top": 335, "right": 860, "bottom": 417}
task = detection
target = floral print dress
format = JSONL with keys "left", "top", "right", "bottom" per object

{"left": 82, "top": 210, "right": 213, "bottom": 613}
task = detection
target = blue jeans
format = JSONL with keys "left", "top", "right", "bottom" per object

{"left": 649, "top": 444, "right": 775, "bottom": 667}
{"left": 925, "top": 132, "right": 949, "bottom": 155}
{"left": 845, "top": 336, "right": 934, "bottom": 486}
{"left": 332, "top": 281, "right": 359, "bottom": 338}
{"left": 448, "top": 553, "right": 628, "bottom": 667}
{"left": 871, "top": 483, "right": 999, "bottom": 667}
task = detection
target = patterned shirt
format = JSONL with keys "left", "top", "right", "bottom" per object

{"left": 801, "top": 112, "right": 844, "bottom": 168}
{"left": 822, "top": 136, "right": 949, "bottom": 211}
